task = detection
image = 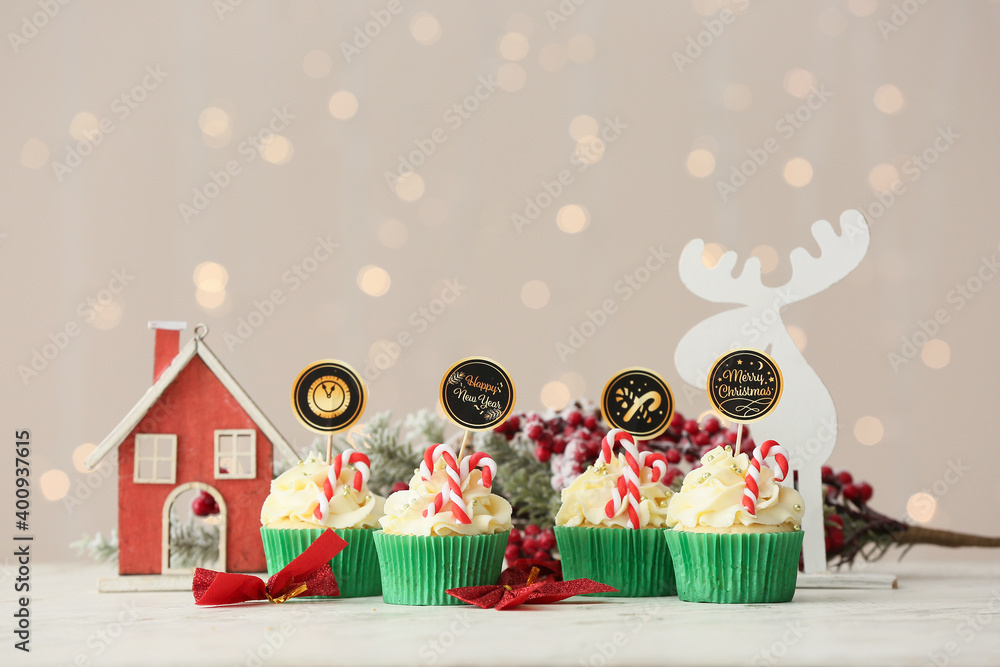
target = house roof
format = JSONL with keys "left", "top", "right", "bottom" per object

{"left": 84, "top": 332, "right": 299, "bottom": 470}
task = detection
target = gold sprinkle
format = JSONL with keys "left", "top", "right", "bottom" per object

{"left": 365, "top": 494, "right": 372, "bottom": 503}
{"left": 729, "top": 463, "right": 739, "bottom": 472}
{"left": 706, "top": 454, "right": 715, "bottom": 463}
{"left": 472, "top": 497, "right": 479, "bottom": 506}
{"left": 724, "top": 445, "right": 732, "bottom": 453}
{"left": 657, "top": 499, "right": 669, "bottom": 508}
{"left": 793, "top": 524, "right": 802, "bottom": 531}
{"left": 793, "top": 504, "right": 802, "bottom": 512}
{"left": 698, "top": 472, "right": 711, "bottom": 483}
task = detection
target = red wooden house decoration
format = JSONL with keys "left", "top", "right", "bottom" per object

{"left": 84, "top": 322, "right": 298, "bottom": 578}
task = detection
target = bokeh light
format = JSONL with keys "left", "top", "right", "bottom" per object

{"left": 357, "top": 265, "right": 391, "bottom": 297}
{"left": 520, "top": 280, "right": 551, "bottom": 309}
{"left": 784, "top": 158, "right": 814, "bottom": 187}
{"left": 854, "top": 416, "right": 884, "bottom": 445}
{"left": 921, "top": 339, "right": 951, "bottom": 369}
{"left": 329, "top": 91, "right": 359, "bottom": 120}
{"left": 556, "top": 204, "right": 590, "bottom": 233}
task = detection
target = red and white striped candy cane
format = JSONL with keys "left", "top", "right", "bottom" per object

{"left": 599, "top": 429, "right": 668, "bottom": 529}
{"left": 421, "top": 444, "right": 471, "bottom": 523}
{"left": 460, "top": 451, "right": 496, "bottom": 489}
{"left": 313, "top": 450, "right": 371, "bottom": 522}
{"left": 741, "top": 439, "right": 790, "bottom": 516}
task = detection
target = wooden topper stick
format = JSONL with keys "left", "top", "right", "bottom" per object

{"left": 734, "top": 423, "right": 743, "bottom": 458}
{"left": 326, "top": 433, "right": 333, "bottom": 466}
{"left": 458, "top": 430, "right": 472, "bottom": 462}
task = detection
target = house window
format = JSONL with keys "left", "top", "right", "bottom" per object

{"left": 134, "top": 434, "right": 177, "bottom": 484}
{"left": 214, "top": 430, "right": 256, "bottom": 479}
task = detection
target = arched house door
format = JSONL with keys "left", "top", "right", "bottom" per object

{"left": 161, "top": 482, "right": 227, "bottom": 574}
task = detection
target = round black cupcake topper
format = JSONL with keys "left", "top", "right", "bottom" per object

{"left": 291, "top": 360, "right": 367, "bottom": 433}
{"left": 707, "top": 348, "right": 783, "bottom": 423}
{"left": 600, "top": 367, "right": 675, "bottom": 440}
{"left": 439, "top": 357, "right": 516, "bottom": 431}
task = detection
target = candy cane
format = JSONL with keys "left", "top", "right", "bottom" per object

{"left": 421, "top": 445, "right": 497, "bottom": 524}
{"left": 742, "top": 439, "right": 790, "bottom": 516}
{"left": 313, "top": 450, "right": 371, "bottom": 522}
{"left": 461, "top": 452, "right": 496, "bottom": 489}
{"left": 598, "top": 430, "right": 668, "bottom": 529}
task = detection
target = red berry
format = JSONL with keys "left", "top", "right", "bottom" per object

{"left": 508, "top": 415, "right": 520, "bottom": 431}
{"left": 535, "top": 446, "right": 551, "bottom": 463}
{"left": 842, "top": 483, "right": 861, "bottom": 502}
{"left": 522, "top": 537, "right": 538, "bottom": 553}
{"left": 825, "top": 529, "right": 844, "bottom": 552}
{"left": 191, "top": 491, "right": 219, "bottom": 517}
{"left": 552, "top": 439, "right": 566, "bottom": 454}
{"left": 392, "top": 481, "right": 409, "bottom": 493}
{"left": 566, "top": 411, "right": 583, "bottom": 427}
{"left": 583, "top": 416, "right": 598, "bottom": 431}
{"left": 826, "top": 514, "right": 844, "bottom": 529}
{"left": 665, "top": 449, "right": 681, "bottom": 464}
{"left": 670, "top": 413, "right": 685, "bottom": 429}
{"left": 683, "top": 419, "right": 700, "bottom": 435}
{"left": 532, "top": 550, "right": 549, "bottom": 560}
{"left": 702, "top": 416, "right": 721, "bottom": 434}
{"left": 508, "top": 529, "right": 522, "bottom": 544}
{"left": 821, "top": 465, "right": 833, "bottom": 478}
{"left": 538, "top": 532, "right": 556, "bottom": 551}
{"left": 858, "top": 482, "right": 873, "bottom": 502}
{"left": 504, "top": 545, "right": 522, "bottom": 562}
{"left": 692, "top": 432, "right": 710, "bottom": 446}
{"left": 524, "top": 524, "right": 541, "bottom": 536}
{"left": 526, "top": 424, "right": 544, "bottom": 440}
{"left": 725, "top": 430, "right": 738, "bottom": 444}
{"left": 837, "top": 471, "right": 853, "bottom": 485}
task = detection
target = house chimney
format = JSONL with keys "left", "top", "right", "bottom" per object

{"left": 148, "top": 321, "right": 187, "bottom": 382}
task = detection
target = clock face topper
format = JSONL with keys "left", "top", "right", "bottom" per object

{"left": 707, "top": 348, "right": 783, "bottom": 423}
{"left": 292, "top": 360, "right": 366, "bottom": 434}
{"left": 439, "top": 357, "right": 516, "bottom": 431}
{"left": 600, "top": 368, "right": 674, "bottom": 440}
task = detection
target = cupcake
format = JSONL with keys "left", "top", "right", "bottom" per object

{"left": 553, "top": 430, "right": 676, "bottom": 597}
{"left": 260, "top": 451, "right": 385, "bottom": 597}
{"left": 665, "top": 444, "right": 805, "bottom": 603}
{"left": 373, "top": 445, "right": 511, "bottom": 605}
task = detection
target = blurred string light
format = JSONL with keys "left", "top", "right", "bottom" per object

{"left": 556, "top": 204, "right": 589, "bottom": 233}
{"left": 302, "top": 49, "right": 332, "bottom": 78}
{"left": 566, "top": 34, "right": 595, "bottom": 63}
{"left": 329, "top": 90, "right": 359, "bottom": 120}
{"left": 497, "top": 63, "right": 527, "bottom": 92}
{"left": 499, "top": 32, "right": 530, "bottom": 60}
{"left": 199, "top": 106, "right": 231, "bottom": 148}
{"left": 854, "top": 415, "right": 884, "bottom": 445}
{"left": 686, "top": 149, "right": 715, "bottom": 178}
{"left": 69, "top": 112, "right": 100, "bottom": 141}
{"left": 701, "top": 242, "right": 727, "bottom": 268}
{"left": 377, "top": 219, "right": 408, "bottom": 248}
{"left": 260, "top": 135, "right": 293, "bottom": 164}
{"left": 20, "top": 139, "right": 49, "bottom": 169}
{"left": 907, "top": 492, "right": 936, "bottom": 523}
{"left": 90, "top": 302, "right": 123, "bottom": 330}
{"left": 194, "top": 261, "right": 228, "bottom": 310}
{"left": 41, "top": 469, "right": 70, "bottom": 501}
{"left": 521, "top": 280, "right": 550, "bottom": 309}
{"left": 751, "top": 244, "right": 778, "bottom": 273}
{"left": 541, "top": 380, "right": 570, "bottom": 410}
{"left": 783, "top": 68, "right": 817, "bottom": 98}
{"left": 874, "top": 84, "right": 906, "bottom": 114}
{"left": 73, "top": 443, "right": 97, "bottom": 473}
{"left": 410, "top": 12, "right": 441, "bottom": 45}
{"left": 921, "top": 339, "right": 950, "bottom": 369}
{"left": 357, "top": 265, "right": 391, "bottom": 297}
{"left": 868, "top": 163, "right": 902, "bottom": 193}
{"left": 568, "top": 114, "right": 598, "bottom": 141}
{"left": 394, "top": 172, "right": 425, "bottom": 201}
{"left": 786, "top": 324, "right": 807, "bottom": 352}
{"left": 847, "top": 0, "right": 878, "bottom": 17}
{"left": 783, "top": 158, "right": 813, "bottom": 187}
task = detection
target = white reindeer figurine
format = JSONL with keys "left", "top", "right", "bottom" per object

{"left": 674, "top": 209, "right": 870, "bottom": 574}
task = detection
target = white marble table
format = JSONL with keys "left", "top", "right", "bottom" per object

{"left": 7, "top": 558, "right": 1000, "bottom": 666}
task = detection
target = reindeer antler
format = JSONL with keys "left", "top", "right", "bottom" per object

{"left": 784, "top": 210, "right": 870, "bottom": 302}
{"left": 679, "top": 239, "right": 770, "bottom": 305}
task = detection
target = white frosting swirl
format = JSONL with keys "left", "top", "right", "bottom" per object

{"left": 555, "top": 454, "right": 673, "bottom": 529}
{"left": 666, "top": 446, "right": 804, "bottom": 533}
{"left": 260, "top": 455, "right": 384, "bottom": 530}
{"left": 378, "top": 463, "right": 512, "bottom": 537}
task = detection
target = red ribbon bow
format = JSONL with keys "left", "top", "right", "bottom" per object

{"left": 447, "top": 560, "right": 616, "bottom": 610}
{"left": 193, "top": 529, "right": 347, "bottom": 606}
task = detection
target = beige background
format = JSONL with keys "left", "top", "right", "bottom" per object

{"left": 2, "top": 0, "right": 998, "bottom": 564}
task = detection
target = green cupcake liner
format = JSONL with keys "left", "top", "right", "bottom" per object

{"left": 553, "top": 526, "right": 676, "bottom": 597}
{"left": 260, "top": 527, "right": 382, "bottom": 598}
{"left": 664, "top": 529, "right": 803, "bottom": 604}
{"left": 372, "top": 530, "right": 509, "bottom": 606}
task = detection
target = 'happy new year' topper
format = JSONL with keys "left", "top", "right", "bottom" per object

{"left": 439, "top": 357, "right": 516, "bottom": 431}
